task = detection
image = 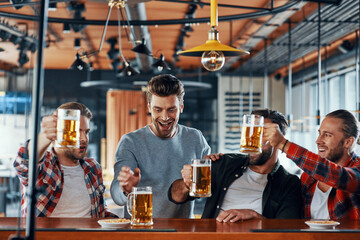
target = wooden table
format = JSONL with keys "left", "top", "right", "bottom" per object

{"left": 0, "top": 218, "right": 359, "bottom": 240}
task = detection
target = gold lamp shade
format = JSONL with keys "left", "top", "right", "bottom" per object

{"left": 178, "top": 38, "right": 249, "bottom": 57}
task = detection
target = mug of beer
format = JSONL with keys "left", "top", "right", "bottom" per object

{"left": 240, "top": 114, "right": 264, "bottom": 153}
{"left": 127, "top": 186, "right": 153, "bottom": 226}
{"left": 55, "top": 109, "right": 80, "bottom": 148}
{"left": 189, "top": 159, "right": 211, "bottom": 197}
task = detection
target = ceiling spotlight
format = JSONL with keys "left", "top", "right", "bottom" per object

{"left": 177, "top": 0, "right": 249, "bottom": 71}
{"left": 0, "top": 30, "right": 11, "bottom": 41}
{"left": 18, "top": 50, "right": 29, "bottom": 67}
{"left": 338, "top": 40, "right": 353, "bottom": 54}
{"left": 49, "top": 2, "right": 57, "bottom": 11}
{"left": 74, "top": 38, "right": 81, "bottom": 49}
{"left": 63, "top": 23, "right": 71, "bottom": 33}
{"left": 118, "top": 62, "right": 140, "bottom": 77}
{"left": 152, "top": 53, "right": 171, "bottom": 72}
{"left": 9, "top": 35, "right": 22, "bottom": 45}
{"left": 131, "top": 38, "right": 152, "bottom": 56}
{"left": 70, "top": 20, "right": 87, "bottom": 33}
{"left": 9, "top": 0, "right": 32, "bottom": 10}
{"left": 70, "top": 53, "right": 89, "bottom": 71}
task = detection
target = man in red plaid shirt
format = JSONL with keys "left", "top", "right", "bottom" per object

{"left": 14, "top": 102, "right": 115, "bottom": 218}
{"left": 264, "top": 109, "right": 359, "bottom": 220}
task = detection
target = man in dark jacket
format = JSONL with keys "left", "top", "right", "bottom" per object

{"left": 169, "top": 109, "right": 302, "bottom": 222}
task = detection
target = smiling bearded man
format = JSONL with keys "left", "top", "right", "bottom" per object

{"left": 264, "top": 109, "right": 360, "bottom": 220}
{"left": 110, "top": 74, "right": 211, "bottom": 218}
{"left": 14, "top": 102, "right": 115, "bottom": 218}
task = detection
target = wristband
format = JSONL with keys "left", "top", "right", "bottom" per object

{"left": 281, "top": 140, "right": 289, "bottom": 153}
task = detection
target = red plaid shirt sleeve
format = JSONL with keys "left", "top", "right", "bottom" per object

{"left": 286, "top": 142, "right": 360, "bottom": 192}
{"left": 286, "top": 142, "right": 360, "bottom": 219}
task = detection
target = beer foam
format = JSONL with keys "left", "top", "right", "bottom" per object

{"left": 135, "top": 191, "right": 152, "bottom": 194}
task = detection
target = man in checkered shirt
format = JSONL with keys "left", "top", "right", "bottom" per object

{"left": 264, "top": 109, "right": 360, "bottom": 220}
{"left": 14, "top": 102, "right": 115, "bottom": 218}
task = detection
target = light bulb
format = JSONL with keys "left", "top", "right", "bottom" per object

{"left": 201, "top": 50, "right": 225, "bottom": 71}
{"left": 127, "top": 70, "right": 132, "bottom": 76}
{"left": 157, "top": 66, "right": 164, "bottom": 72}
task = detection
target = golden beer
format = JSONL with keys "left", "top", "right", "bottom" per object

{"left": 240, "top": 114, "right": 264, "bottom": 153}
{"left": 55, "top": 109, "right": 80, "bottom": 148}
{"left": 240, "top": 126, "right": 263, "bottom": 153}
{"left": 190, "top": 159, "right": 211, "bottom": 197}
{"left": 56, "top": 119, "right": 80, "bottom": 147}
{"left": 127, "top": 187, "right": 153, "bottom": 226}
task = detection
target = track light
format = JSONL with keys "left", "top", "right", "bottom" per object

{"left": 9, "top": 35, "right": 22, "bottom": 45}
{"left": 338, "top": 40, "right": 353, "bottom": 54}
{"left": 117, "top": 62, "right": 140, "bottom": 77}
{"left": 63, "top": 23, "right": 71, "bottom": 33}
{"left": 70, "top": 53, "right": 89, "bottom": 71}
{"left": 131, "top": 38, "right": 152, "bottom": 56}
{"left": 9, "top": 0, "right": 32, "bottom": 10}
{"left": 18, "top": 50, "right": 29, "bottom": 66}
{"left": 0, "top": 30, "right": 11, "bottom": 41}
{"left": 74, "top": 38, "right": 81, "bottom": 49}
{"left": 49, "top": 2, "right": 57, "bottom": 11}
{"left": 69, "top": 2, "right": 87, "bottom": 32}
{"left": 152, "top": 53, "right": 171, "bottom": 72}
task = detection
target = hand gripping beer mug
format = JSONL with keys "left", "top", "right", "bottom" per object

{"left": 189, "top": 159, "right": 211, "bottom": 197}
{"left": 55, "top": 109, "right": 80, "bottom": 148}
{"left": 127, "top": 186, "right": 153, "bottom": 226}
{"left": 240, "top": 114, "right": 264, "bottom": 153}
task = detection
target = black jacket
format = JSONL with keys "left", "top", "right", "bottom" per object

{"left": 168, "top": 154, "right": 303, "bottom": 219}
{"left": 201, "top": 154, "right": 302, "bottom": 219}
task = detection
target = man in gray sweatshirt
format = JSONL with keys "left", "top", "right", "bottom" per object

{"left": 110, "top": 74, "right": 211, "bottom": 218}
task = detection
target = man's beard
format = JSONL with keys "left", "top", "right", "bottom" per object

{"left": 249, "top": 147, "right": 273, "bottom": 166}
{"left": 64, "top": 149, "right": 80, "bottom": 161}
{"left": 326, "top": 138, "right": 345, "bottom": 163}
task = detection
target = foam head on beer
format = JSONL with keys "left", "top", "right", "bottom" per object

{"left": 189, "top": 159, "right": 211, "bottom": 197}
{"left": 127, "top": 186, "right": 153, "bottom": 226}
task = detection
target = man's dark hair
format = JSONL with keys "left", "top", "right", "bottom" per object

{"left": 326, "top": 109, "right": 359, "bottom": 141}
{"left": 146, "top": 74, "right": 185, "bottom": 103}
{"left": 251, "top": 109, "right": 288, "bottom": 135}
{"left": 57, "top": 102, "right": 93, "bottom": 120}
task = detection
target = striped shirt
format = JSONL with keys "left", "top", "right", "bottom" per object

{"left": 286, "top": 142, "right": 360, "bottom": 220}
{"left": 14, "top": 142, "right": 115, "bottom": 218}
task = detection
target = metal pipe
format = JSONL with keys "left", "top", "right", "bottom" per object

{"left": 317, "top": 2, "right": 321, "bottom": 125}
{"left": 288, "top": 21, "right": 292, "bottom": 126}
{"left": 357, "top": 0, "right": 360, "bottom": 119}
{"left": 249, "top": 59, "right": 253, "bottom": 113}
{"left": 264, "top": 38, "right": 268, "bottom": 108}
{"left": 324, "top": 47, "right": 328, "bottom": 114}
{"left": 26, "top": 0, "right": 49, "bottom": 239}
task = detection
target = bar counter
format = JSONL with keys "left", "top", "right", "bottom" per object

{"left": 1, "top": 218, "right": 359, "bottom": 240}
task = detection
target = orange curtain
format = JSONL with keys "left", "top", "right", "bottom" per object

{"left": 106, "top": 90, "right": 151, "bottom": 171}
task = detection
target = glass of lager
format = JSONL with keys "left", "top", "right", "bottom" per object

{"left": 55, "top": 109, "right": 80, "bottom": 148}
{"left": 240, "top": 114, "right": 264, "bottom": 153}
{"left": 127, "top": 186, "right": 153, "bottom": 226}
{"left": 189, "top": 159, "right": 211, "bottom": 197}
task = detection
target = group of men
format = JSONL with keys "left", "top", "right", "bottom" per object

{"left": 14, "top": 74, "right": 360, "bottom": 221}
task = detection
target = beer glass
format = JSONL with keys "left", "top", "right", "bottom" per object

{"left": 127, "top": 186, "right": 153, "bottom": 226}
{"left": 240, "top": 114, "right": 264, "bottom": 153}
{"left": 189, "top": 159, "right": 211, "bottom": 197}
{"left": 55, "top": 109, "right": 80, "bottom": 148}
